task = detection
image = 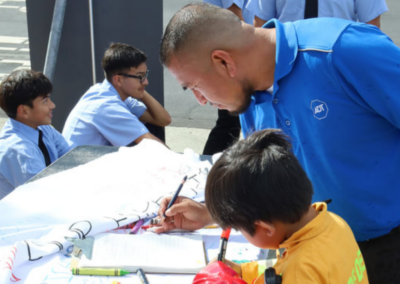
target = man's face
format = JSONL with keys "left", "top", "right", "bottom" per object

{"left": 167, "top": 55, "right": 254, "bottom": 115}
{"left": 25, "top": 94, "right": 55, "bottom": 129}
{"left": 119, "top": 63, "right": 149, "bottom": 100}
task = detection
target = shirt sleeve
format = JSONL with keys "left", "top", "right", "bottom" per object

{"left": 245, "top": 0, "right": 276, "bottom": 21}
{"left": 0, "top": 143, "right": 46, "bottom": 188}
{"left": 203, "top": 0, "right": 245, "bottom": 10}
{"left": 332, "top": 24, "right": 400, "bottom": 129}
{"left": 124, "top": 97, "right": 147, "bottom": 118}
{"left": 356, "top": 0, "right": 388, "bottom": 23}
{"left": 92, "top": 101, "right": 149, "bottom": 146}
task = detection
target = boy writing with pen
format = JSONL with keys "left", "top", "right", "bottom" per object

{"left": 155, "top": 129, "right": 368, "bottom": 284}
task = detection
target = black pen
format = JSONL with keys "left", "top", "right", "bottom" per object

{"left": 137, "top": 268, "right": 150, "bottom": 284}
{"left": 217, "top": 228, "right": 231, "bottom": 262}
{"left": 160, "top": 175, "right": 188, "bottom": 224}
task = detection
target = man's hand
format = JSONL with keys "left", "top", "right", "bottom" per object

{"left": 154, "top": 196, "right": 213, "bottom": 233}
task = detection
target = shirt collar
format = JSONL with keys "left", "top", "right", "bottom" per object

{"left": 101, "top": 79, "right": 123, "bottom": 101}
{"left": 6, "top": 118, "right": 43, "bottom": 145}
{"left": 279, "top": 203, "right": 330, "bottom": 252}
{"left": 263, "top": 19, "right": 298, "bottom": 95}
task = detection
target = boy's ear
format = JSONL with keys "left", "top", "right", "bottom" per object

{"left": 254, "top": 220, "right": 275, "bottom": 237}
{"left": 112, "top": 74, "right": 122, "bottom": 87}
{"left": 16, "top": 104, "right": 30, "bottom": 118}
{"left": 210, "top": 50, "right": 236, "bottom": 78}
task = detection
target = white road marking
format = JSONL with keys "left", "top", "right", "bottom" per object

{"left": 0, "top": 36, "right": 28, "bottom": 44}
{"left": 18, "top": 48, "right": 29, "bottom": 52}
{"left": 0, "top": 5, "right": 19, "bottom": 9}
{"left": 0, "top": 47, "right": 17, "bottom": 51}
{"left": 1, "top": 59, "right": 31, "bottom": 66}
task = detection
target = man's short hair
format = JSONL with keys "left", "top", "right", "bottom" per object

{"left": 205, "top": 129, "right": 314, "bottom": 236}
{"left": 160, "top": 3, "right": 240, "bottom": 66}
{"left": 0, "top": 69, "right": 52, "bottom": 119}
{"left": 102, "top": 43, "right": 147, "bottom": 82}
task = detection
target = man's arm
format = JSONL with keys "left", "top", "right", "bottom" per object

{"left": 367, "top": 15, "right": 381, "bottom": 28}
{"left": 139, "top": 91, "right": 171, "bottom": 127}
{"left": 126, "top": 132, "right": 168, "bottom": 148}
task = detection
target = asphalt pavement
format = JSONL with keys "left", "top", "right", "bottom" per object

{"left": 0, "top": 0, "right": 399, "bottom": 154}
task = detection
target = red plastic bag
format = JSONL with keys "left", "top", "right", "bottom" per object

{"left": 193, "top": 261, "right": 248, "bottom": 284}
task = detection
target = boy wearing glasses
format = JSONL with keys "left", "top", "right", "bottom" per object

{"left": 62, "top": 43, "right": 171, "bottom": 147}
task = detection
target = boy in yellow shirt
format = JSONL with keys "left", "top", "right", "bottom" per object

{"left": 204, "top": 129, "right": 369, "bottom": 284}
{"left": 156, "top": 128, "right": 369, "bottom": 283}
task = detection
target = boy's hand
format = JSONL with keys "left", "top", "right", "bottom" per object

{"left": 154, "top": 196, "right": 213, "bottom": 233}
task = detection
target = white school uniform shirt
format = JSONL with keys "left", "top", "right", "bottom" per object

{"left": 62, "top": 79, "right": 148, "bottom": 147}
{"left": 0, "top": 119, "right": 71, "bottom": 199}
{"left": 204, "top": 0, "right": 255, "bottom": 24}
{"left": 245, "top": 0, "right": 388, "bottom": 23}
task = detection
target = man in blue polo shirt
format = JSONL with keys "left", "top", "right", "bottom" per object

{"left": 159, "top": 3, "right": 400, "bottom": 283}
{"left": 63, "top": 43, "right": 171, "bottom": 147}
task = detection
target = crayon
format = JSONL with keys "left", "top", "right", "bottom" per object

{"left": 130, "top": 219, "right": 144, "bottom": 235}
{"left": 71, "top": 268, "right": 129, "bottom": 276}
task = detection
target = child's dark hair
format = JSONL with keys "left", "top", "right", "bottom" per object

{"left": 0, "top": 69, "right": 52, "bottom": 119}
{"left": 205, "top": 129, "right": 313, "bottom": 236}
{"left": 102, "top": 43, "right": 147, "bottom": 82}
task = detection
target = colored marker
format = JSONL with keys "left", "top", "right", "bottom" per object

{"left": 217, "top": 228, "right": 231, "bottom": 262}
{"left": 160, "top": 175, "right": 188, "bottom": 224}
{"left": 71, "top": 268, "right": 129, "bottom": 276}
{"left": 137, "top": 268, "right": 150, "bottom": 284}
{"left": 130, "top": 219, "right": 144, "bottom": 234}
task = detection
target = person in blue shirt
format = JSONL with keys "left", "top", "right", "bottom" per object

{"left": 246, "top": 0, "right": 388, "bottom": 28}
{"left": 0, "top": 70, "right": 72, "bottom": 199}
{"left": 62, "top": 43, "right": 171, "bottom": 147}
{"left": 159, "top": 3, "right": 400, "bottom": 283}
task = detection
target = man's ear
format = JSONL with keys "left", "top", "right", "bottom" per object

{"left": 211, "top": 50, "right": 236, "bottom": 78}
{"left": 255, "top": 220, "right": 275, "bottom": 237}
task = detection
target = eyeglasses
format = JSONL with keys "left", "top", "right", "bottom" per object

{"left": 118, "top": 70, "right": 149, "bottom": 84}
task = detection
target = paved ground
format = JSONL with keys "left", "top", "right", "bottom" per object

{"left": 0, "top": 0, "right": 399, "bottom": 154}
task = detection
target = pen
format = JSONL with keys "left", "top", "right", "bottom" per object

{"left": 217, "top": 228, "right": 231, "bottom": 262}
{"left": 160, "top": 175, "right": 188, "bottom": 224}
{"left": 130, "top": 219, "right": 144, "bottom": 234}
{"left": 71, "top": 268, "right": 129, "bottom": 276}
{"left": 137, "top": 268, "right": 150, "bottom": 284}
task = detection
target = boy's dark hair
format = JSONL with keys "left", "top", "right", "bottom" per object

{"left": 102, "top": 43, "right": 147, "bottom": 83}
{"left": 205, "top": 129, "right": 314, "bottom": 236}
{"left": 0, "top": 69, "right": 53, "bottom": 119}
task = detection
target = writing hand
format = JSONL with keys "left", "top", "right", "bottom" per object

{"left": 154, "top": 196, "right": 213, "bottom": 233}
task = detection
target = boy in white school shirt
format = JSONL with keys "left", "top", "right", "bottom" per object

{"left": 0, "top": 70, "right": 72, "bottom": 198}
{"left": 63, "top": 43, "right": 171, "bottom": 147}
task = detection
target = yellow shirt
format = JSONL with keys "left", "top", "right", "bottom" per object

{"left": 242, "top": 203, "right": 368, "bottom": 284}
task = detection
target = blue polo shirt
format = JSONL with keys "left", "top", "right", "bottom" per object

{"left": 240, "top": 18, "right": 400, "bottom": 241}
{"left": 0, "top": 119, "right": 71, "bottom": 199}
{"left": 62, "top": 80, "right": 148, "bottom": 147}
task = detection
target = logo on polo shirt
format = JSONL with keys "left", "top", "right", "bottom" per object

{"left": 311, "top": 100, "right": 328, "bottom": 120}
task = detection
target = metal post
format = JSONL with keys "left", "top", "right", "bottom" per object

{"left": 43, "top": 0, "right": 67, "bottom": 81}
{"left": 88, "top": 0, "right": 96, "bottom": 84}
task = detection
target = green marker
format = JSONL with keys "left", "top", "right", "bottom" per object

{"left": 71, "top": 268, "right": 129, "bottom": 276}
